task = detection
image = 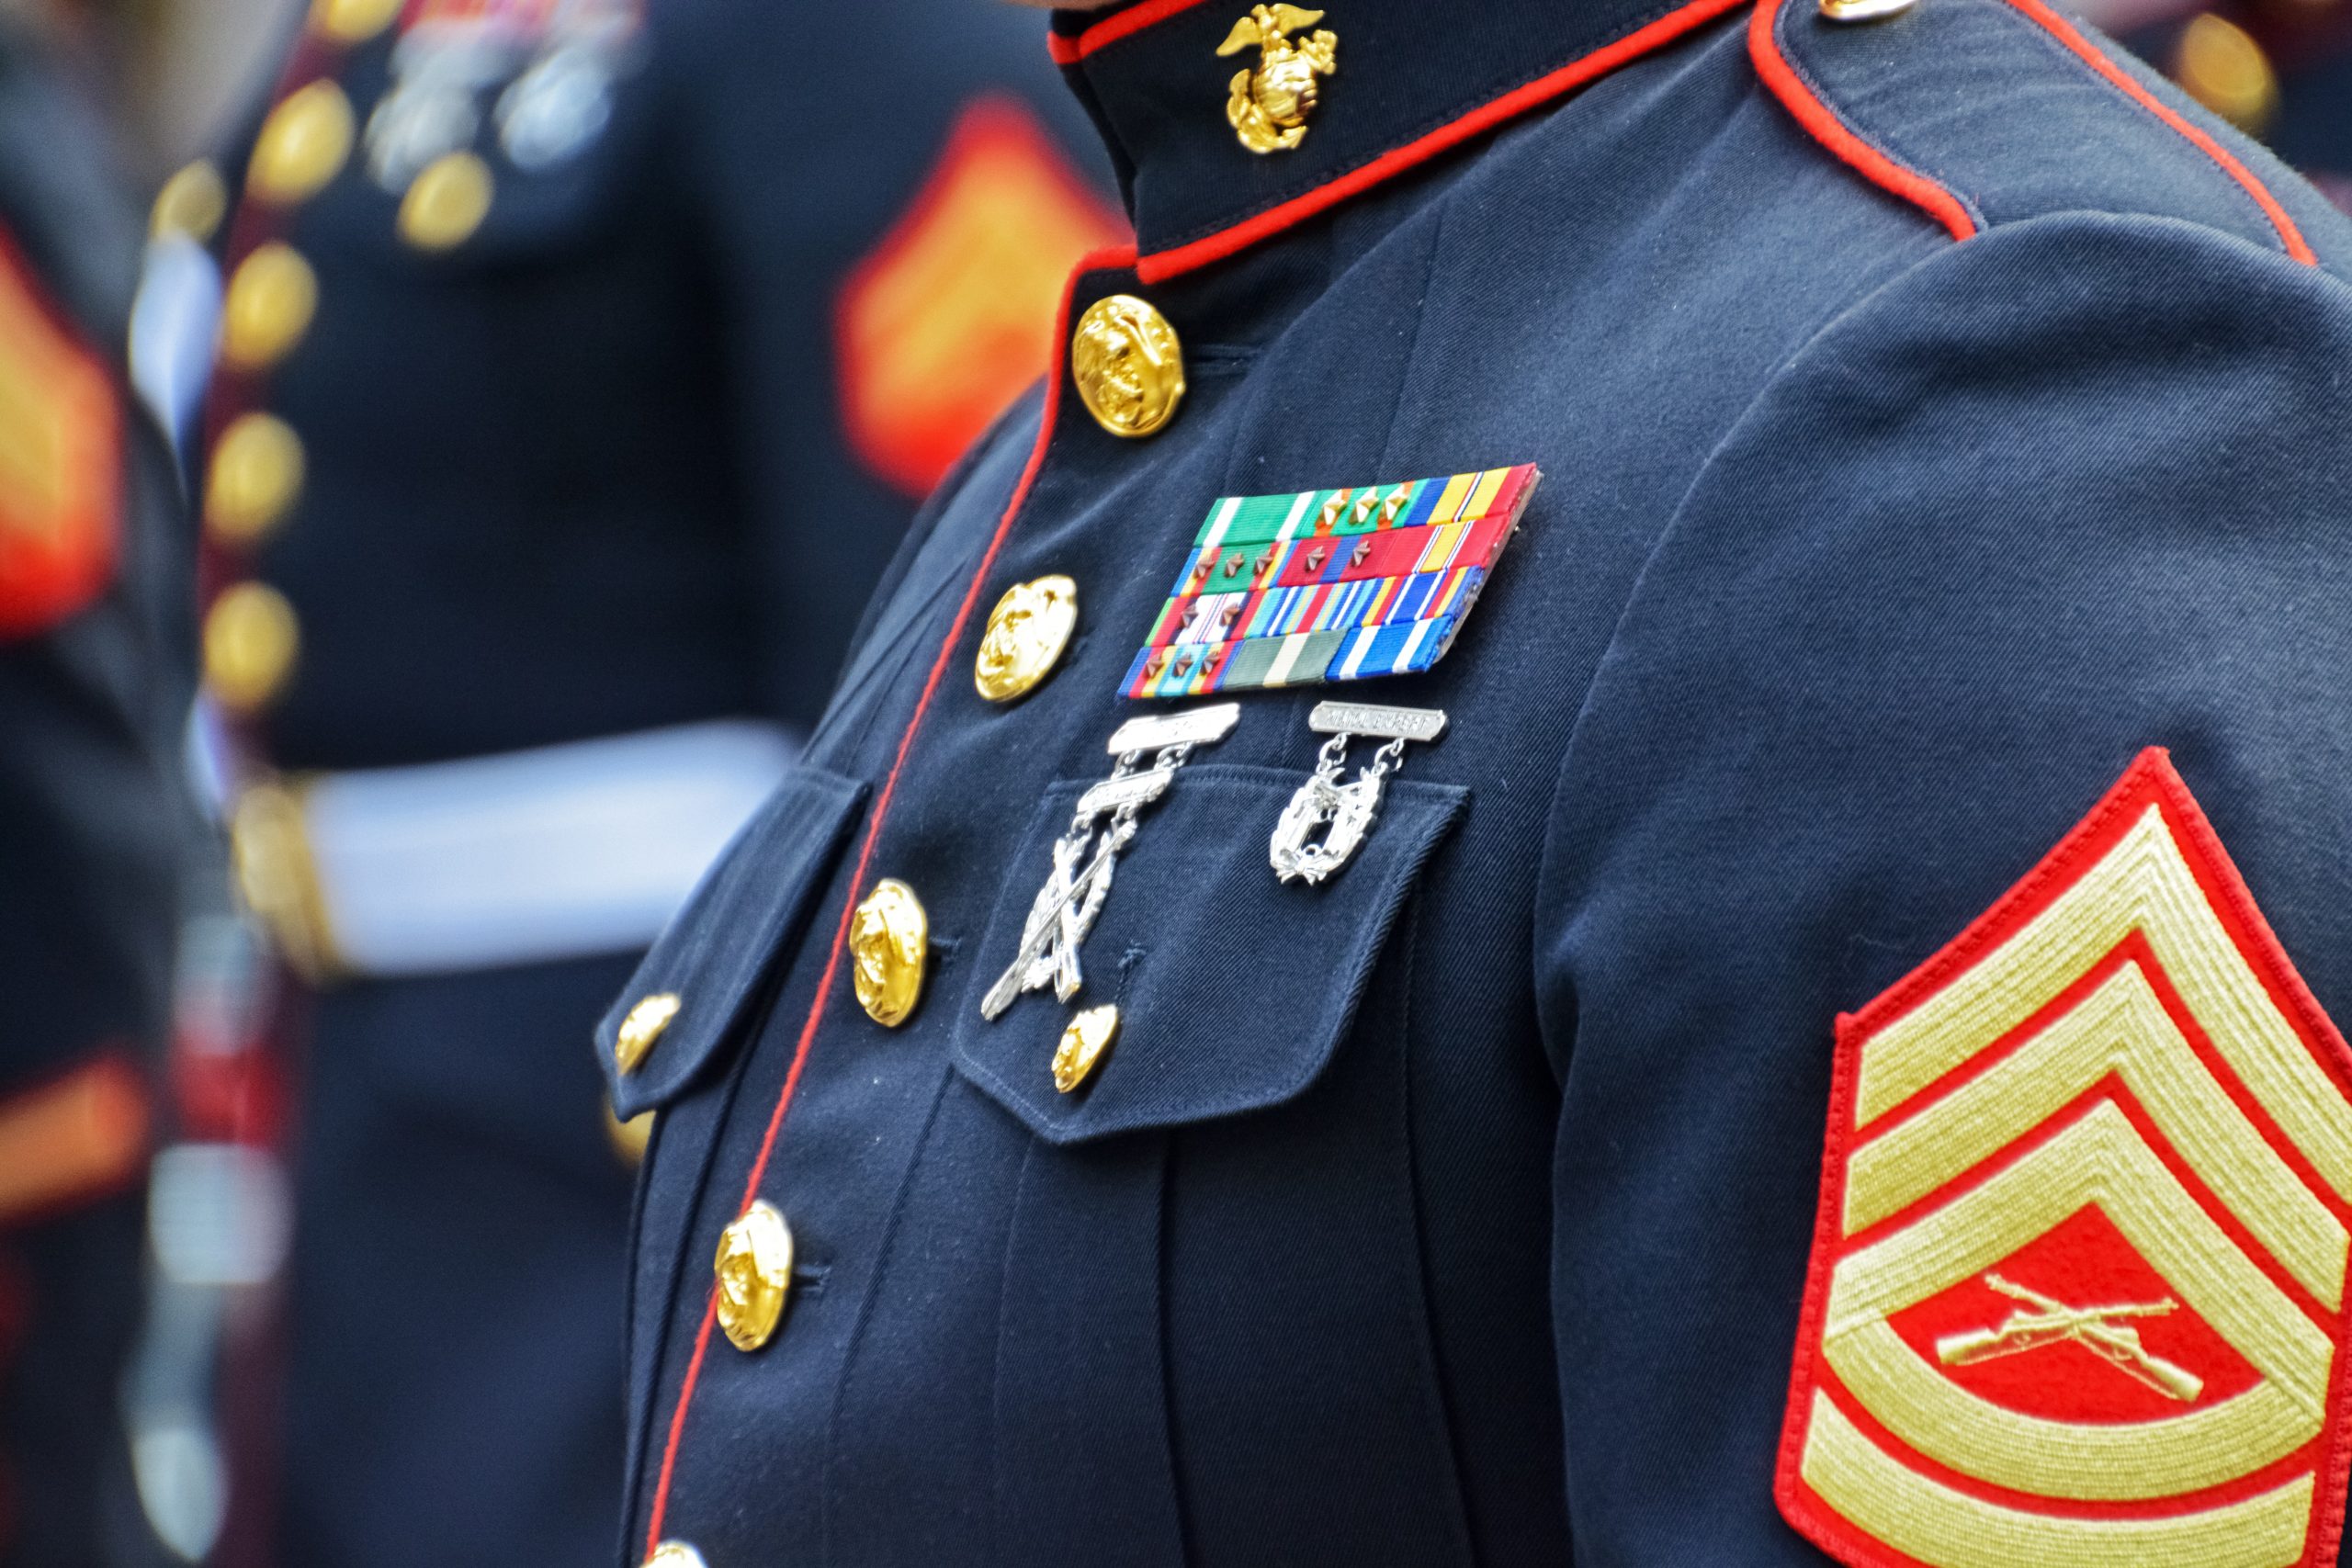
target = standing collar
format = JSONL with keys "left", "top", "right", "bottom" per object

{"left": 1051, "top": 0, "right": 1751, "bottom": 282}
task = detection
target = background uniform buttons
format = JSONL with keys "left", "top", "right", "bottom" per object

{"left": 973, "top": 575, "right": 1078, "bottom": 702}
{"left": 150, "top": 160, "right": 226, "bottom": 243}
{"left": 220, "top": 243, "right": 318, "bottom": 370}
{"left": 203, "top": 582, "right": 300, "bottom": 711}
{"left": 713, "top": 1201, "right": 794, "bottom": 1352}
{"left": 850, "top": 879, "right": 928, "bottom": 1027}
{"left": 399, "top": 152, "right": 495, "bottom": 250}
{"left": 1070, "top": 294, "right": 1185, "bottom": 438}
{"left": 249, "top": 81, "right": 356, "bottom": 206}
{"left": 205, "top": 413, "right": 305, "bottom": 544}
{"left": 613, "top": 993, "right": 681, "bottom": 1073}
{"left": 643, "top": 1544, "right": 707, "bottom": 1568}
{"left": 311, "top": 0, "right": 402, "bottom": 43}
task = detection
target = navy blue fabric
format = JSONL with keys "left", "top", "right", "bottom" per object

{"left": 0, "top": 23, "right": 187, "bottom": 1568}
{"left": 616, "top": 0, "right": 2352, "bottom": 1563}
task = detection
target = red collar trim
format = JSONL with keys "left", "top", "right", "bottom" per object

{"left": 1048, "top": 0, "right": 1213, "bottom": 64}
{"left": 1130, "top": 0, "right": 1750, "bottom": 283}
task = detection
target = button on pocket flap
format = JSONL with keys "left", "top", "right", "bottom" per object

{"left": 948, "top": 764, "right": 1466, "bottom": 1145}
{"left": 598, "top": 766, "right": 867, "bottom": 1117}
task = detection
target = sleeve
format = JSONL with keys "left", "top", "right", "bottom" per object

{"left": 659, "top": 0, "right": 1120, "bottom": 735}
{"left": 1530, "top": 210, "right": 2352, "bottom": 1562}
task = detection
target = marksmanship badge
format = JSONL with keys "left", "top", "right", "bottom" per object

{"left": 981, "top": 705, "right": 1239, "bottom": 1021}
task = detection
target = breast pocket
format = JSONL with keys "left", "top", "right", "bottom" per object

{"left": 595, "top": 764, "right": 868, "bottom": 1119}
{"left": 928, "top": 762, "right": 1471, "bottom": 1563}
{"left": 945, "top": 762, "right": 1468, "bottom": 1142}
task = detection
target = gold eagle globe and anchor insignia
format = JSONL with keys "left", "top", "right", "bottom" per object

{"left": 1217, "top": 5, "right": 1339, "bottom": 154}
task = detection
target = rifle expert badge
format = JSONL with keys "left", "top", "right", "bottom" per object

{"left": 981, "top": 704, "right": 1239, "bottom": 1021}
{"left": 1217, "top": 5, "right": 1339, "bottom": 154}
{"left": 1777, "top": 749, "right": 2352, "bottom": 1568}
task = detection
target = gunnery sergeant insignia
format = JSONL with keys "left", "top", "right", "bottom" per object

{"left": 1218, "top": 5, "right": 1340, "bottom": 153}
{"left": 1122, "top": 464, "right": 1538, "bottom": 699}
{"left": 1777, "top": 748, "right": 2352, "bottom": 1568}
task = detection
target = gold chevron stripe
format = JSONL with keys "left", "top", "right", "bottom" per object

{"left": 1799, "top": 1392, "right": 2312, "bottom": 1568}
{"left": 1827, "top": 1104, "right": 2327, "bottom": 1499}
{"left": 1846, "top": 958, "right": 2346, "bottom": 1308}
{"left": 1855, "top": 807, "right": 2352, "bottom": 1208}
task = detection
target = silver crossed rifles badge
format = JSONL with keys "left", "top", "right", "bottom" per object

{"left": 980, "top": 704, "right": 1240, "bottom": 1021}
{"left": 1270, "top": 702, "right": 1445, "bottom": 885}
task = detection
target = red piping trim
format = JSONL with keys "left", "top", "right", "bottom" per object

{"left": 1049, "top": 0, "right": 1213, "bottom": 64}
{"left": 640, "top": 243, "right": 1140, "bottom": 1556}
{"left": 1998, "top": 0, "right": 2315, "bottom": 265}
{"left": 1747, "top": 0, "right": 1978, "bottom": 242}
{"left": 1135, "top": 0, "right": 1754, "bottom": 283}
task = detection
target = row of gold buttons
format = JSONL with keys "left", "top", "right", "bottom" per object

{"left": 195, "top": 0, "right": 503, "bottom": 715}
{"left": 610, "top": 286, "right": 1191, "bottom": 1553}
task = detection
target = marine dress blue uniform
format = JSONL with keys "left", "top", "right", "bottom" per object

{"left": 171, "top": 0, "right": 1120, "bottom": 1562}
{"left": 603, "top": 0, "right": 2352, "bottom": 1563}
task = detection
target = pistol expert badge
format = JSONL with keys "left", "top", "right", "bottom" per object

{"left": 1270, "top": 701, "right": 1444, "bottom": 885}
{"left": 980, "top": 704, "right": 1240, "bottom": 1021}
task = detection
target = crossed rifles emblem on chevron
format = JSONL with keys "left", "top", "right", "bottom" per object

{"left": 1934, "top": 1272, "right": 2206, "bottom": 1404}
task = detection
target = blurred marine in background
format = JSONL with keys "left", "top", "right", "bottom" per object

{"left": 0, "top": 7, "right": 190, "bottom": 1567}
{"left": 141, "top": 0, "right": 1121, "bottom": 1562}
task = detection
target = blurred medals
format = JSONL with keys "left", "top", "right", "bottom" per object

{"left": 981, "top": 705, "right": 1239, "bottom": 1020}
{"left": 366, "top": 0, "right": 645, "bottom": 237}
{"left": 1270, "top": 702, "right": 1443, "bottom": 885}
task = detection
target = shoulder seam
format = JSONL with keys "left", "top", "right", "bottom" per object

{"left": 1747, "top": 0, "right": 1979, "bottom": 241}
{"left": 1748, "top": 0, "right": 2316, "bottom": 266}
{"left": 1999, "top": 0, "right": 2313, "bottom": 265}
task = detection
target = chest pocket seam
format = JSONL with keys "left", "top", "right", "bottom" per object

{"left": 944, "top": 764, "right": 1468, "bottom": 1145}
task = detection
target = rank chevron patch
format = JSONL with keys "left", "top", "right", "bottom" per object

{"left": 1777, "top": 749, "right": 2352, "bottom": 1568}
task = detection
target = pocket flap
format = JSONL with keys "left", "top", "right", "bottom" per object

{"left": 596, "top": 765, "right": 867, "bottom": 1117}
{"left": 947, "top": 764, "right": 1466, "bottom": 1145}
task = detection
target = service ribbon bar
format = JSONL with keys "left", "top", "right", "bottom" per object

{"left": 1121, "top": 463, "right": 1540, "bottom": 700}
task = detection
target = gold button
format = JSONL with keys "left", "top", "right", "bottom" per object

{"left": 206, "top": 413, "right": 305, "bottom": 545}
{"left": 204, "top": 582, "right": 300, "bottom": 711}
{"left": 398, "top": 152, "right": 494, "bottom": 251}
{"left": 614, "top": 993, "right": 681, "bottom": 1074}
{"left": 643, "top": 1545, "right": 707, "bottom": 1568}
{"left": 220, "top": 243, "right": 318, "bottom": 370}
{"left": 249, "top": 81, "right": 355, "bottom": 207}
{"left": 714, "top": 1200, "right": 794, "bottom": 1352}
{"left": 605, "top": 1100, "right": 654, "bottom": 1166}
{"left": 1071, "top": 295, "right": 1185, "bottom": 439}
{"left": 311, "top": 0, "right": 401, "bottom": 42}
{"left": 151, "top": 160, "right": 226, "bottom": 243}
{"left": 849, "top": 879, "right": 928, "bottom": 1028}
{"left": 1053, "top": 1004, "right": 1120, "bottom": 1094}
{"left": 1817, "top": 0, "right": 1917, "bottom": 17}
{"left": 974, "top": 575, "right": 1078, "bottom": 703}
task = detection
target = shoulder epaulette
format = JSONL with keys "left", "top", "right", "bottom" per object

{"left": 1751, "top": 0, "right": 2338, "bottom": 268}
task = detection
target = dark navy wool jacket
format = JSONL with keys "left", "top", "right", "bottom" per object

{"left": 603, "top": 0, "right": 2352, "bottom": 1561}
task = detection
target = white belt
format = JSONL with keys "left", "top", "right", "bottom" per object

{"left": 232, "top": 720, "right": 797, "bottom": 979}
